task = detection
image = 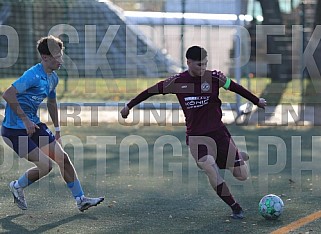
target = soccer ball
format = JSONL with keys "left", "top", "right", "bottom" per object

{"left": 259, "top": 194, "right": 284, "bottom": 220}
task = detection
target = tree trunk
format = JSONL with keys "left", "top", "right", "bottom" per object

{"left": 258, "top": 0, "right": 292, "bottom": 82}
{"left": 313, "top": 0, "right": 321, "bottom": 81}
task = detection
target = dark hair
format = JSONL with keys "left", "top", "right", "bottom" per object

{"left": 186, "top": 46, "right": 207, "bottom": 61}
{"left": 37, "top": 35, "right": 64, "bottom": 55}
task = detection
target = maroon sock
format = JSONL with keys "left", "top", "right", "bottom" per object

{"left": 231, "top": 202, "right": 242, "bottom": 212}
{"left": 216, "top": 182, "right": 236, "bottom": 207}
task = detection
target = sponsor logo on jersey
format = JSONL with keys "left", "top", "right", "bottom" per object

{"left": 184, "top": 96, "right": 210, "bottom": 109}
{"left": 201, "top": 81, "right": 210, "bottom": 92}
{"left": 31, "top": 96, "right": 44, "bottom": 102}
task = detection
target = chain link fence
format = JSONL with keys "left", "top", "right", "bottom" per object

{"left": 0, "top": 0, "right": 180, "bottom": 79}
{"left": 0, "top": 0, "right": 265, "bottom": 81}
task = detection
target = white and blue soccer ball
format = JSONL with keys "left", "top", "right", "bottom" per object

{"left": 259, "top": 194, "right": 284, "bottom": 220}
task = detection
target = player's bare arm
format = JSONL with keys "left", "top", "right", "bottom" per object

{"left": 47, "top": 97, "right": 61, "bottom": 140}
{"left": 2, "top": 85, "right": 39, "bottom": 135}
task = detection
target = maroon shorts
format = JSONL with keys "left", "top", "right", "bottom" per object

{"left": 188, "top": 126, "right": 244, "bottom": 169}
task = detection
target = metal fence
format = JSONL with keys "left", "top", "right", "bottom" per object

{"left": 0, "top": 0, "right": 267, "bottom": 80}
{"left": 0, "top": 0, "right": 180, "bottom": 79}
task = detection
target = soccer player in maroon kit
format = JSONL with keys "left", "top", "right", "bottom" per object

{"left": 120, "top": 46, "right": 267, "bottom": 219}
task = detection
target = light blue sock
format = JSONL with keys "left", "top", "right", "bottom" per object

{"left": 17, "top": 174, "right": 33, "bottom": 188}
{"left": 67, "top": 180, "right": 84, "bottom": 199}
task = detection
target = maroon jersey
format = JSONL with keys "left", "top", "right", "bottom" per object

{"left": 127, "top": 70, "right": 259, "bottom": 136}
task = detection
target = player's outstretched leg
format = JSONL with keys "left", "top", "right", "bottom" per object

{"left": 216, "top": 182, "right": 244, "bottom": 219}
{"left": 9, "top": 180, "right": 27, "bottom": 210}
{"left": 67, "top": 180, "right": 105, "bottom": 212}
{"left": 230, "top": 202, "right": 244, "bottom": 219}
{"left": 46, "top": 140, "right": 105, "bottom": 212}
{"left": 7, "top": 145, "right": 53, "bottom": 210}
{"left": 227, "top": 152, "right": 250, "bottom": 219}
{"left": 196, "top": 155, "right": 245, "bottom": 219}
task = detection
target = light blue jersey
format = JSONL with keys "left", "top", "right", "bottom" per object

{"left": 3, "top": 63, "right": 59, "bottom": 129}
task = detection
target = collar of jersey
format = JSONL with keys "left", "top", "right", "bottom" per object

{"left": 37, "top": 63, "right": 52, "bottom": 79}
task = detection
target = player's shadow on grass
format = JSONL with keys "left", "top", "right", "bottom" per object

{"left": 0, "top": 213, "right": 98, "bottom": 233}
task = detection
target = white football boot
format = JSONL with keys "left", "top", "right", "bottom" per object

{"left": 76, "top": 195, "right": 104, "bottom": 212}
{"left": 9, "top": 180, "right": 27, "bottom": 210}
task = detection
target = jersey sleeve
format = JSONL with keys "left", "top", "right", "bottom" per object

{"left": 12, "top": 70, "right": 39, "bottom": 93}
{"left": 228, "top": 80, "right": 259, "bottom": 105}
{"left": 126, "top": 74, "right": 180, "bottom": 109}
{"left": 126, "top": 82, "right": 162, "bottom": 109}
{"left": 48, "top": 89, "right": 56, "bottom": 99}
{"left": 160, "top": 74, "right": 181, "bottom": 93}
{"left": 126, "top": 73, "right": 183, "bottom": 109}
{"left": 211, "top": 69, "right": 259, "bottom": 105}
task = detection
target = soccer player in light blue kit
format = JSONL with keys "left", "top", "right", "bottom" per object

{"left": 1, "top": 35, "right": 104, "bottom": 211}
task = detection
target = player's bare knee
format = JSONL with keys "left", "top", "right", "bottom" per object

{"left": 235, "top": 174, "right": 248, "bottom": 181}
{"left": 233, "top": 167, "right": 248, "bottom": 181}
{"left": 196, "top": 155, "right": 216, "bottom": 171}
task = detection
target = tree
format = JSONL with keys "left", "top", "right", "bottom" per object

{"left": 313, "top": 0, "right": 321, "bottom": 80}
{"left": 257, "top": 0, "right": 292, "bottom": 82}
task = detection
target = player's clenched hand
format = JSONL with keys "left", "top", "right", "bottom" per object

{"left": 120, "top": 105, "right": 130, "bottom": 118}
{"left": 213, "top": 70, "right": 227, "bottom": 85}
{"left": 23, "top": 119, "right": 40, "bottom": 136}
{"left": 257, "top": 98, "right": 267, "bottom": 109}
